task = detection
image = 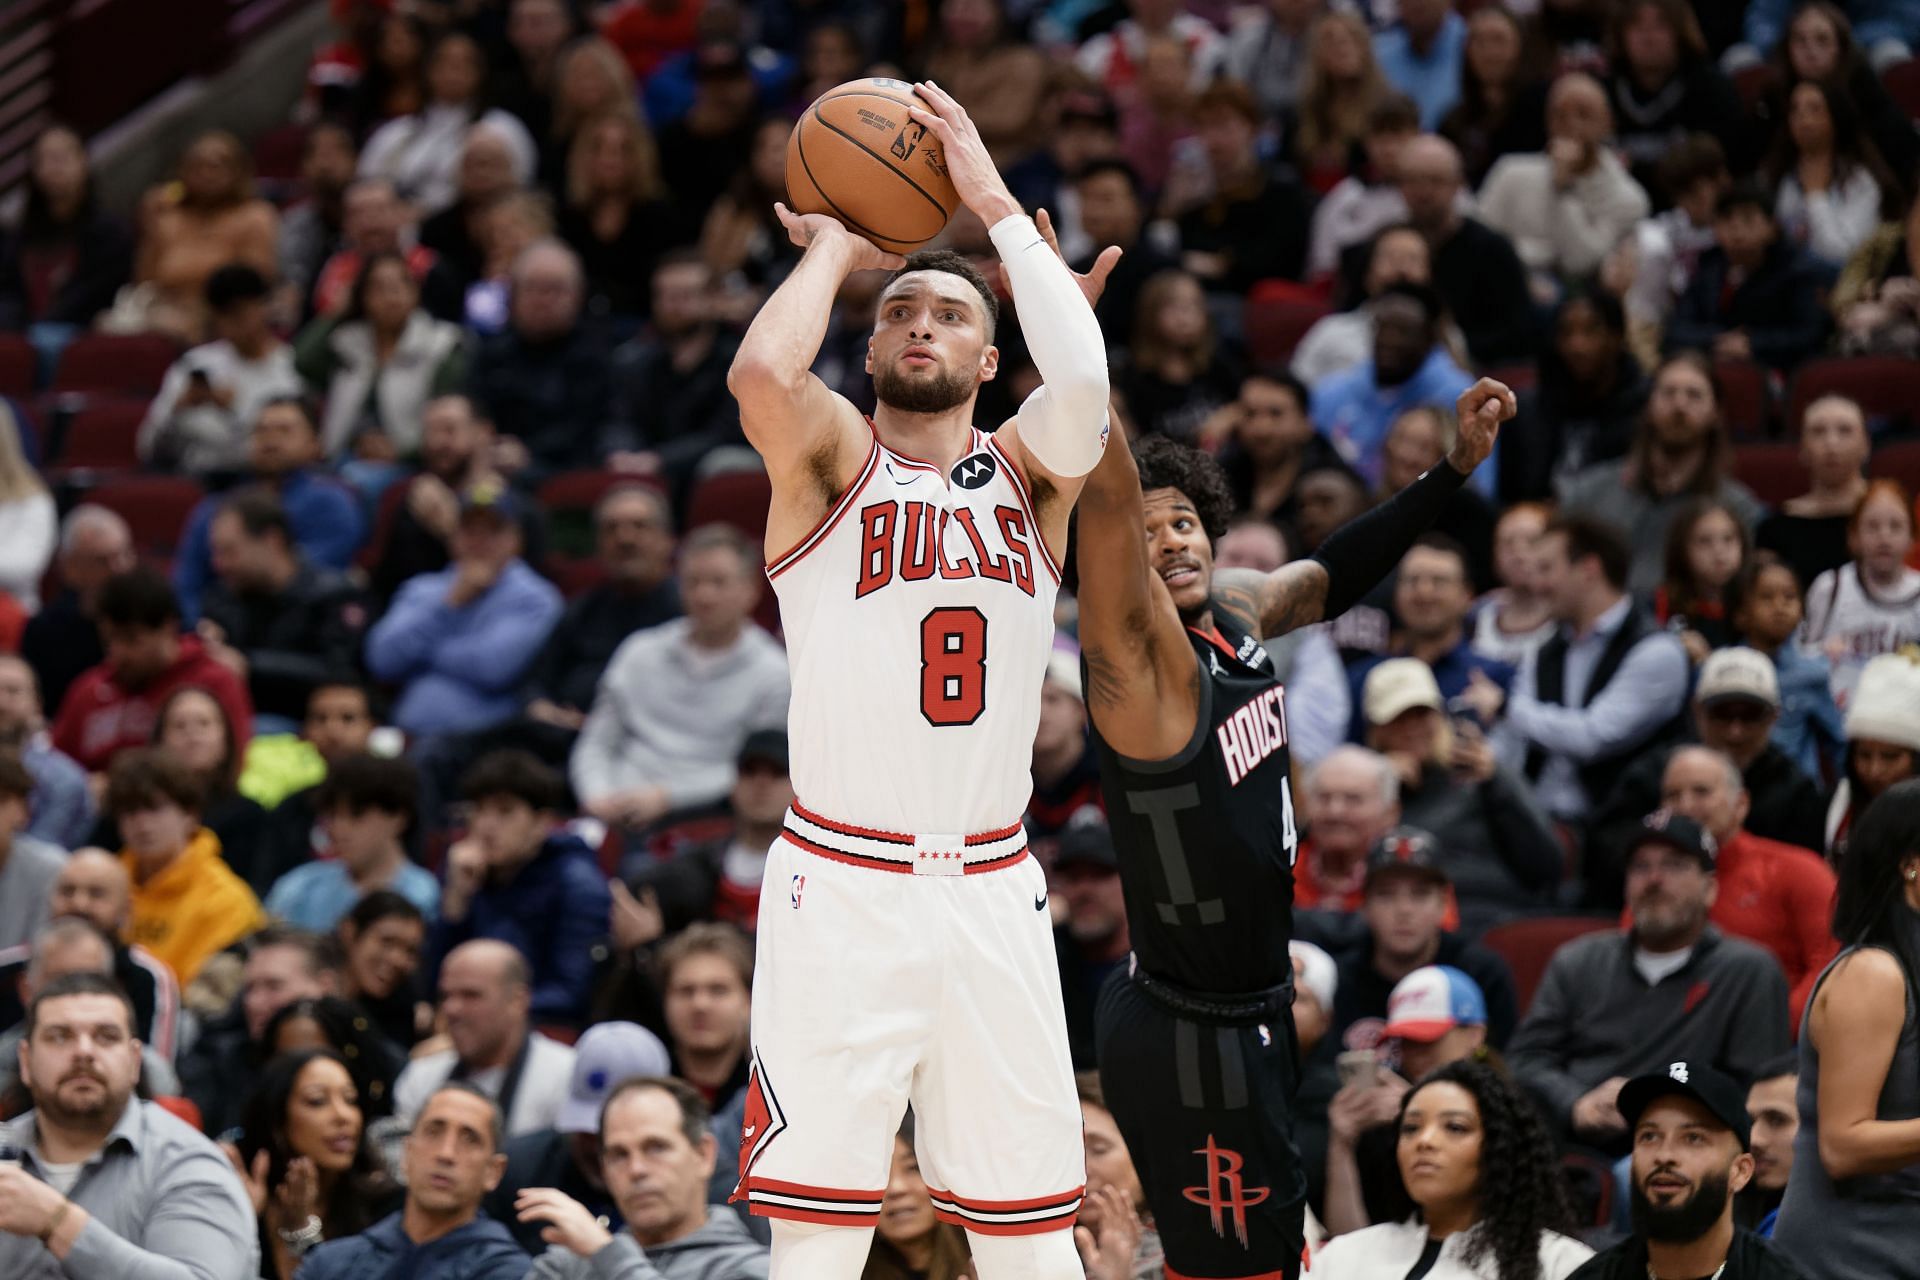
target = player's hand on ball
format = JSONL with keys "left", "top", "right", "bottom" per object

{"left": 908, "top": 81, "right": 1019, "bottom": 224}
{"left": 1448, "top": 376, "right": 1517, "bottom": 474}
{"left": 772, "top": 202, "right": 905, "bottom": 273}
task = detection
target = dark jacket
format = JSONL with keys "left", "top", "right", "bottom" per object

{"left": 20, "top": 591, "right": 103, "bottom": 723}
{"left": 1501, "top": 356, "right": 1650, "bottom": 504}
{"left": 299, "top": 1212, "right": 531, "bottom": 1280}
{"left": 603, "top": 331, "right": 743, "bottom": 490}
{"left": 1667, "top": 240, "right": 1833, "bottom": 372}
{"left": 1568, "top": 1229, "right": 1806, "bottom": 1280}
{"left": 484, "top": 1127, "right": 618, "bottom": 1255}
{"left": 1611, "top": 61, "right": 1758, "bottom": 195}
{"left": 1398, "top": 762, "right": 1566, "bottom": 937}
{"left": 529, "top": 580, "right": 681, "bottom": 714}
{"left": 1509, "top": 927, "right": 1790, "bottom": 1146}
{"left": 199, "top": 561, "right": 369, "bottom": 722}
{"left": 0, "top": 212, "right": 134, "bottom": 328}
{"left": 1175, "top": 166, "right": 1313, "bottom": 293}
{"left": 468, "top": 325, "right": 615, "bottom": 482}
{"left": 1432, "top": 218, "right": 1537, "bottom": 365}
{"left": 431, "top": 833, "right": 613, "bottom": 1026}
{"left": 1329, "top": 929, "right": 1521, "bottom": 1051}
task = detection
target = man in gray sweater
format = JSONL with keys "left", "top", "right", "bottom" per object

{"left": 518, "top": 1077, "right": 768, "bottom": 1280}
{"left": 1509, "top": 811, "right": 1790, "bottom": 1155}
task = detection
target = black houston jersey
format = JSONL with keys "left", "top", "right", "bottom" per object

{"left": 1088, "top": 613, "right": 1299, "bottom": 995}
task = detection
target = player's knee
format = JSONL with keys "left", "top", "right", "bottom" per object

{"left": 769, "top": 1218, "right": 876, "bottom": 1280}
{"left": 965, "top": 1226, "right": 1084, "bottom": 1280}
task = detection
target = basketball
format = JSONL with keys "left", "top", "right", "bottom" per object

{"left": 786, "top": 78, "right": 962, "bottom": 255}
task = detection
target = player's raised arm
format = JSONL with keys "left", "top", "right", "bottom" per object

{"left": 1213, "top": 377, "right": 1519, "bottom": 641}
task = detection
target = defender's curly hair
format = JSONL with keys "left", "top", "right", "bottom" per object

{"left": 1396, "top": 1058, "right": 1574, "bottom": 1280}
{"left": 1133, "top": 434, "right": 1236, "bottom": 542}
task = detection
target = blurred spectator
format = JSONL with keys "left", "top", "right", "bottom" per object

{"left": 1350, "top": 537, "right": 1512, "bottom": 731}
{"left": 295, "top": 250, "right": 468, "bottom": 460}
{"left": 1075, "top": 1073, "right": 1161, "bottom": 1278}
{"left": 468, "top": 239, "right": 613, "bottom": 482}
{"left": 0, "top": 973, "right": 259, "bottom": 1278}
{"left": 1360, "top": 661, "right": 1564, "bottom": 934}
{"left": 1328, "top": 831, "right": 1517, "bottom": 1052}
{"left": 1771, "top": 777, "right": 1920, "bottom": 1275}
{"left": 1222, "top": 0, "right": 1317, "bottom": 122}
{"left": 199, "top": 488, "right": 369, "bottom": 726}
{"left": 0, "top": 405, "right": 50, "bottom": 617}
{"left": 1757, "top": 394, "right": 1869, "bottom": 590}
{"left": 420, "top": 122, "right": 538, "bottom": 288}
{"left": 36, "top": 849, "right": 179, "bottom": 1058}
{"left": 571, "top": 527, "right": 787, "bottom": 837}
{"left": 924, "top": 0, "right": 1045, "bottom": 163}
{"left": 1070, "top": 159, "right": 1180, "bottom": 353}
{"left": 228, "top": 1047, "right": 403, "bottom": 1278}
{"left": 277, "top": 122, "right": 359, "bottom": 323}
{"left": 133, "top": 130, "right": 280, "bottom": 342}
{"left": 309, "top": 178, "right": 462, "bottom": 324}
{"left": 1484, "top": 513, "right": 1690, "bottom": 827}
{"left": 366, "top": 481, "right": 563, "bottom": 738}
{"left": 126, "top": 687, "right": 273, "bottom": 896}
{"left": 298, "top": 1084, "right": 528, "bottom": 1280}
{"left": 1752, "top": 0, "right": 1920, "bottom": 174}
{"left": 1560, "top": 353, "right": 1763, "bottom": 596}
{"left": 1309, "top": 100, "right": 1431, "bottom": 294}
{"left": 1298, "top": 224, "right": 1437, "bottom": 385}
{"left": 1296, "top": 746, "right": 1404, "bottom": 929}
{"left": 1508, "top": 812, "right": 1790, "bottom": 1150}
{"left": 494, "top": 0, "right": 583, "bottom": 145}
{"left": 265, "top": 754, "right": 439, "bottom": 931}
{"left": 1743, "top": 1054, "right": 1799, "bottom": 1234}
{"left": 172, "top": 396, "right": 365, "bottom": 622}
{"left": 1614, "top": 134, "right": 1731, "bottom": 364}
{"left": 559, "top": 114, "right": 682, "bottom": 326}
{"left": 51, "top": 566, "right": 252, "bottom": 775}
{"left": 0, "top": 918, "right": 180, "bottom": 1101}
{"left": 1730, "top": 555, "right": 1846, "bottom": 783}
{"left": 1075, "top": 0, "right": 1224, "bottom": 97}
{"left": 1834, "top": 182, "right": 1920, "bottom": 360}
{"left": 697, "top": 117, "right": 798, "bottom": 296}
{"left": 657, "top": 924, "right": 752, "bottom": 1109}
{"left": 1470, "top": 502, "right": 1558, "bottom": 668}
{"left": 138, "top": 264, "right": 304, "bottom": 479}
{"left": 1296, "top": 464, "right": 1376, "bottom": 565}
{"left": 1027, "top": 651, "right": 1102, "bottom": 852}
{"left": 602, "top": 0, "right": 703, "bottom": 81}
{"left": 1479, "top": 72, "right": 1651, "bottom": 299}
{"left": 259, "top": 679, "right": 381, "bottom": 875}
{"left": 1653, "top": 496, "right": 1750, "bottom": 658}
{"left": 434, "top": 750, "right": 609, "bottom": 1026}
{"left": 656, "top": 42, "right": 766, "bottom": 232}
{"left": 22, "top": 505, "right": 134, "bottom": 717}
{"left": 1316, "top": 1059, "right": 1591, "bottom": 1277}
{"left": 0, "top": 754, "right": 62, "bottom": 952}
{"left": 1175, "top": 82, "right": 1313, "bottom": 292}
{"left": 1050, "top": 812, "right": 1128, "bottom": 1070}
{"left": 1372, "top": 0, "right": 1468, "bottom": 128}
{"left": 359, "top": 31, "right": 538, "bottom": 218}
{"left": 1605, "top": 0, "right": 1755, "bottom": 195}
{"left": 348, "top": 12, "right": 428, "bottom": 137}
{"left": 518, "top": 1076, "right": 769, "bottom": 1280}
{"left": 484, "top": 1021, "right": 670, "bottom": 1253}
{"left": 1572, "top": 1063, "right": 1792, "bottom": 1280}
{"left": 1666, "top": 183, "right": 1833, "bottom": 372}
{"left": 542, "top": 38, "right": 641, "bottom": 194}
{"left": 1005, "top": 87, "right": 1121, "bottom": 264}
{"left": 1767, "top": 78, "right": 1897, "bottom": 270}
{"left": 1438, "top": 6, "right": 1548, "bottom": 187}
{"left": 335, "top": 890, "right": 429, "bottom": 1053}
{"left": 1114, "top": 33, "right": 1202, "bottom": 198}
{"left": 1114, "top": 270, "right": 1244, "bottom": 441}
{"left": 260, "top": 995, "right": 409, "bottom": 1119}
{"left": 1824, "top": 651, "right": 1920, "bottom": 859}
{"left": 1801, "top": 479, "right": 1920, "bottom": 709}
{"left": 0, "top": 124, "right": 132, "bottom": 341}
{"left": 604, "top": 254, "right": 745, "bottom": 481}
{"left": 1310, "top": 282, "right": 1477, "bottom": 495}
{"left": 854, "top": 1114, "right": 971, "bottom": 1280}
{"left": 1294, "top": 15, "right": 1395, "bottom": 196}
{"left": 1215, "top": 370, "right": 1348, "bottom": 531}
{"left": 1502, "top": 290, "right": 1650, "bottom": 503}
{"left": 1377, "top": 412, "right": 1497, "bottom": 584}
{"left": 395, "top": 940, "right": 576, "bottom": 1138}
{"left": 466, "top": 193, "right": 558, "bottom": 339}
{"left": 0, "top": 656, "right": 93, "bottom": 849}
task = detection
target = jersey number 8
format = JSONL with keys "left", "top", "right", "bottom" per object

{"left": 920, "top": 607, "right": 987, "bottom": 727}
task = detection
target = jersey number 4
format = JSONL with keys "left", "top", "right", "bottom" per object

{"left": 920, "top": 607, "right": 987, "bottom": 727}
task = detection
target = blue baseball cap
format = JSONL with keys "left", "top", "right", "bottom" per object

{"left": 1384, "top": 965, "right": 1487, "bottom": 1042}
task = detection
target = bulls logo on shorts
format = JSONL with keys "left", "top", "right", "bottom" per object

{"left": 732, "top": 1050, "right": 788, "bottom": 1197}
{"left": 952, "top": 452, "right": 998, "bottom": 489}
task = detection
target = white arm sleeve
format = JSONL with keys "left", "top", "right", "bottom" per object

{"left": 990, "top": 213, "right": 1110, "bottom": 478}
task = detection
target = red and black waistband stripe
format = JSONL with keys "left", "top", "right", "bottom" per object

{"left": 778, "top": 830, "right": 914, "bottom": 871}
{"left": 963, "top": 848, "right": 1030, "bottom": 874}
{"left": 789, "top": 800, "right": 916, "bottom": 846}
{"left": 965, "top": 820, "right": 1027, "bottom": 845}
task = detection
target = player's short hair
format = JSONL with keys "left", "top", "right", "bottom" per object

{"left": 879, "top": 249, "right": 999, "bottom": 342}
{"left": 1133, "top": 434, "right": 1236, "bottom": 543}
{"left": 657, "top": 922, "right": 753, "bottom": 992}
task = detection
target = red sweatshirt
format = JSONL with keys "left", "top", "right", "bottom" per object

{"left": 52, "top": 634, "right": 254, "bottom": 773}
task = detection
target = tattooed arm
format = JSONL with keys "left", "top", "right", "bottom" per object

{"left": 1207, "top": 563, "right": 1332, "bottom": 640}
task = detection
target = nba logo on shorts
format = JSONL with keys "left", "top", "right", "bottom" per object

{"left": 790, "top": 874, "right": 807, "bottom": 909}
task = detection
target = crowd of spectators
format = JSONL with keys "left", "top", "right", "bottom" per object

{"left": 3, "top": 0, "right": 1920, "bottom": 1276}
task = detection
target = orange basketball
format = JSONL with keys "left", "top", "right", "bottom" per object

{"left": 786, "top": 78, "right": 962, "bottom": 255}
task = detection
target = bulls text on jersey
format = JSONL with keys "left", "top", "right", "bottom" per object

{"left": 1217, "top": 685, "right": 1289, "bottom": 787}
{"left": 855, "top": 500, "right": 1040, "bottom": 599}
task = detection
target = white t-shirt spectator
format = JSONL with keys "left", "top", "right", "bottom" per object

{"left": 1801, "top": 561, "right": 1920, "bottom": 711}
{"left": 1776, "top": 168, "right": 1885, "bottom": 268}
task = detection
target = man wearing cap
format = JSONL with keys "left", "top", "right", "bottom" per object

{"left": 1052, "top": 810, "right": 1130, "bottom": 1070}
{"left": 1589, "top": 647, "right": 1828, "bottom": 906}
{"left": 366, "top": 477, "right": 564, "bottom": 739}
{"left": 1567, "top": 1061, "right": 1806, "bottom": 1279}
{"left": 485, "top": 1021, "right": 672, "bottom": 1253}
{"left": 1511, "top": 812, "right": 1789, "bottom": 1153}
{"left": 1026, "top": 645, "right": 1105, "bottom": 859}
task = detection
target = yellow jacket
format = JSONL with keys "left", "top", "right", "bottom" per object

{"left": 123, "top": 828, "right": 267, "bottom": 985}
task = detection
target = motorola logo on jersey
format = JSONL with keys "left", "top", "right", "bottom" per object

{"left": 1217, "top": 686, "right": 1290, "bottom": 787}
{"left": 952, "top": 452, "right": 998, "bottom": 489}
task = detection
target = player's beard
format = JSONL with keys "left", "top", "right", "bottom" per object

{"left": 875, "top": 360, "right": 975, "bottom": 415}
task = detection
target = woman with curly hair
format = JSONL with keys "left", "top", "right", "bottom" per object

{"left": 1315, "top": 1059, "right": 1591, "bottom": 1279}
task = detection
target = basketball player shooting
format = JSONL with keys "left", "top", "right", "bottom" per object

{"left": 724, "top": 82, "right": 1120, "bottom": 1280}
{"left": 1064, "top": 230, "right": 1514, "bottom": 1277}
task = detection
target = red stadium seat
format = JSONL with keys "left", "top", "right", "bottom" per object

{"left": 1713, "top": 359, "right": 1774, "bottom": 438}
{"left": 251, "top": 123, "right": 309, "bottom": 183}
{"left": 537, "top": 470, "right": 667, "bottom": 559}
{"left": 1787, "top": 355, "right": 1920, "bottom": 435}
{"left": 543, "top": 554, "right": 607, "bottom": 598}
{"left": 1244, "top": 295, "right": 1329, "bottom": 370}
{"left": 1732, "top": 441, "right": 1809, "bottom": 509}
{"left": 1884, "top": 58, "right": 1920, "bottom": 119}
{"left": 1732, "top": 63, "right": 1779, "bottom": 115}
{"left": 51, "top": 333, "right": 180, "bottom": 397}
{"left": 686, "top": 467, "right": 772, "bottom": 540}
{"left": 88, "top": 476, "right": 204, "bottom": 558}
{"left": 0, "top": 334, "right": 34, "bottom": 399}
{"left": 1478, "top": 915, "right": 1616, "bottom": 1015}
{"left": 54, "top": 398, "right": 148, "bottom": 472}
{"left": 1870, "top": 440, "right": 1920, "bottom": 495}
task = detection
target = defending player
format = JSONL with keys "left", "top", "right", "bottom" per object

{"left": 1071, "top": 263, "right": 1514, "bottom": 1274}
{"left": 724, "top": 83, "right": 1119, "bottom": 1280}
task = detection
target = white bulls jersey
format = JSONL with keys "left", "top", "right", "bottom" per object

{"left": 767, "top": 426, "right": 1060, "bottom": 835}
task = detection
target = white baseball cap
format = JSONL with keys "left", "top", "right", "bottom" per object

{"left": 1363, "top": 658, "right": 1444, "bottom": 726}
{"left": 1695, "top": 647, "right": 1779, "bottom": 710}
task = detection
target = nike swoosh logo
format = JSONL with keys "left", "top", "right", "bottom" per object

{"left": 1034, "top": 895, "right": 1047, "bottom": 911}
{"left": 886, "top": 463, "right": 914, "bottom": 486}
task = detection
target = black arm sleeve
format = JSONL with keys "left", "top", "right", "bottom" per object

{"left": 1311, "top": 460, "right": 1471, "bottom": 620}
